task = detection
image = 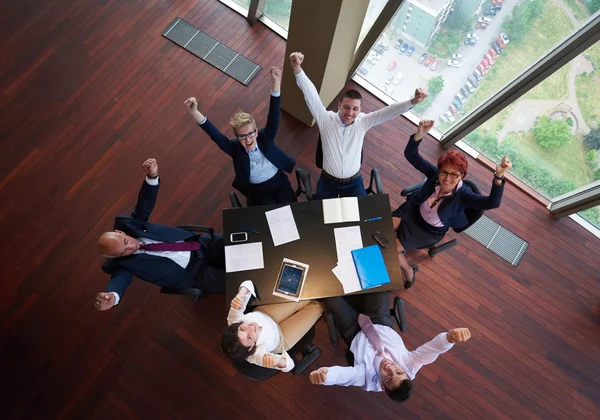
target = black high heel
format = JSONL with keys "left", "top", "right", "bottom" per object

{"left": 404, "top": 265, "right": 419, "bottom": 289}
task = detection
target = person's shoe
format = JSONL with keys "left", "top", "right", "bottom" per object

{"left": 404, "top": 265, "right": 419, "bottom": 289}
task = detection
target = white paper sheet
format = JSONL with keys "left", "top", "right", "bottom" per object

{"left": 265, "top": 205, "right": 300, "bottom": 246}
{"left": 332, "top": 260, "right": 362, "bottom": 294}
{"left": 323, "top": 197, "right": 360, "bottom": 224}
{"left": 225, "top": 242, "right": 264, "bottom": 273}
{"left": 333, "top": 226, "right": 363, "bottom": 263}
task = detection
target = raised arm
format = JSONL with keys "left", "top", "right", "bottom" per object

{"left": 131, "top": 158, "right": 160, "bottom": 222}
{"left": 462, "top": 156, "right": 511, "bottom": 210}
{"left": 290, "top": 52, "right": 330, "bottom": 127}
{"left": 184, "top": 97, "right": 236, "bottom": 156}
{"left": 247, "top": 350, "right": 295, "bottom": 372}
{"left": 361, "top": 88, "right": 428, "bottom": 129}
{"left": 404, "top": 120, "right": 438, "bottom": 178}
{"left": 97, "top": 265, "right": 133, "bottom": 310}
{"left": 226, "top": 280, "right": 255, "bottom": 325}
{"left": 263, "top": 67, "right": 282, "bottom": 142}
{"left": 310, "top": 365, "right": 365, "bottom": 387}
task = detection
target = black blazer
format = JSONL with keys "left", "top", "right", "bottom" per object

{"left": 102, "top": 179, "right": 209, "bottom": 300}
{"left": 198, "top": 94, "right": 295, "bottom": 196}
{"left": 403, "top": 135, "right": 505, "bottom": 229}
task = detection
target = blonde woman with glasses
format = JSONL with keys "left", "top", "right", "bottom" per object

{"left": 185, "top": 67, "right": 296, "bottom": 206}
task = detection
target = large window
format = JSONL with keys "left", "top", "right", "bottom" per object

{"left": 579, "top": 204, "right": 600, "bottom": 229}
{"left": 357, "top": 0, "right": 390, "bottom": 47}
{"left": 264, "top": 0, "right": 292, "bottom": 31}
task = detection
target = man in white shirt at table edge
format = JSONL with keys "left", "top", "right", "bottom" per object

{"left": 308, "top": 294, "right": 471, "bottom": 402}
{"left": 289, "top": 51, "right": 428, "bottom": 199}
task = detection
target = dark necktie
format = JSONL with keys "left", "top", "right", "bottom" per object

{"left": 140, "top": 241, "right": 201, "bottom": 252}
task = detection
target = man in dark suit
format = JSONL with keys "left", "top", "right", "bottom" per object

{"left": 94, "top": 158, "right": 225, "bottom": 311}
{"left": 184, "top": 67, "right": 296, "bottom": 206}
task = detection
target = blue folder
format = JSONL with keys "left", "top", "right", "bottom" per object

{"left": 351, "top": 245, "right": 391, "bottom": 290}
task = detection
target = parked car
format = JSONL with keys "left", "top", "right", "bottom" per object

{"left": 485, "top": 53, "right": 495, "bottom": 65}
{"left": 373, "top": 46, "right": 385, "bottom": 55}
{"left": 452, "top": 53, "right": 463, "bottom": 61}
{"left": 447, "top": 59, "right": 461, "bottom": 68}
{"left": 464, "top": 38, "right": 478, "bottom": 46}
{"left": 453, "top": 99, "right": 463, "bottom": 111}
{"left": 460, "top": 87, "right": 471, "bottom": 98}
{"left": 465, "top": 80, "right": 476, "bottom": 93}
{"left": 473, "top": 69, "right": 484, "bottom": 80}
{"left": 424, "top": 55, "right": 434, "bottom": 66}
{"left": 492, "top": 0, "right": 503, "bottom": 5}
{"left": 491, "top": 4, "right": 503, "bottom": 11}
{"left": 499, "top": 33, "right": 510, "bottom": 45}
{"left": 478, "top": 17, "right": 492, "bottom": 25}
{"left": 430, "top": 59, "right": 439, "bottom": 71}
{"left": 393, "top": 71, "right": 404, "bottom": 84}
{"left": 366, "top": 56, "right": 377, "bottom": 64}
{"left": 449, "top": 104, "right": 459, "bottom": 115}
{"left": 440, "top": 114, "right": 450, "bottom": 124}
{"left": 418, "top": 53, "right": 428, "bottom": 64}
{"left": 384, "top": 75, "right": 393, "bottom": 85}
{"left": 455, "top": 94, "right": 465, "bottom": 105}
{"left": 399, "top": 43, "right": 409, "bottom": 54}
{"left": 387, "top": 60, "right": 397, "bottom": 71}
{"left": 466, "top": 32, "right": 479, "bottom": 40}
{"left": 468, "top": 75, "right": 479, "bottom": 87}
{"left": 488, "top": 48, "right": 498, "bottom": 60}
{"left": 444, "top": 110, "right": 456, "bottom": 122}
{"left": 492, "top": 41, "right": 503, "bottom": 55}
{"left": 476, "top": 23, "right": 488, "bottom": 30}
{"left": 368, "top": 51, "right": 382, "bottom": 61}
{"left": 376, "top": 41, "right": 389, "bottom": 51}
{"left": 484, "top": 8, "right": 497, "bottom": 17}
{"left": 394, "top": 39, "right": 403, "bottom": 48}
{"left": 456, "top": 90, "right": 466, "bottom": 102}
{"left": 406, "top": 46, "right": 415, "bottom": 56}
{"left": 384, "top": 85, "right": 395, "bottom": 95}
{"left": 478, "top": 63, "right": 489, "bottom": 75}
{"left": 357, "top": 66, "right": 368, "bottom": 75}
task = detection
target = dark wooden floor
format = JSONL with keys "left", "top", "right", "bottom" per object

{"left": 1, "top": 1, "right": 599, "bottom": 419}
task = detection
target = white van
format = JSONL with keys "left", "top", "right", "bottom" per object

{"left": 393, "top": 71, "right": 404, "bottom": 85}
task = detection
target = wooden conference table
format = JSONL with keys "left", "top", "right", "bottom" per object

{"left": 223, "top": 194, "right": 405, "bottom": 305}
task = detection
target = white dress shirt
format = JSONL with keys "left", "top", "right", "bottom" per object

{"left": 226, "top": 280, "right": 294, "bottom": 372}
{"left": 294, "top": 70, "right": 413, "bottom": 179}
{"left": 323, "top": 325, "right": 454, "bottom": 392}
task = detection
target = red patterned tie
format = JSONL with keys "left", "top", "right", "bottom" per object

{"left": 140, "top": 241, "right": 201, "bottom": 252}
{"left": 358, "top": 314, "right": 386, "bottom": 356}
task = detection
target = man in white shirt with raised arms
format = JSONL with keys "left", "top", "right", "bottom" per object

{"left": 310, "top": 292, "right": 471, "bottom": 402}
{"left": 289, "top": 52, "right": 428, "bottom": 199}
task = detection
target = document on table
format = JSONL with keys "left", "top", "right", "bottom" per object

{"left": 333, "top": 226, "right": 363, "bottom": 263}
{"left": 323, "top": 197, "right": 360, "bottom": 224}
{"left": 265, "top": 205, "right": 300, "bottom": 246}
{"left": 332, "top": 260, "right": 362, "bottom": 294}
{"left": 225, "top": 242, "right": 264, "bottom": 273}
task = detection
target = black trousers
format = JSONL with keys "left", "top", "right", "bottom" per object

{"left": 323, "top": 292, "right": 393, "bottom": 348}
{"left": 189, "top": 233, "right": 226, "bottom": 294}
{"left": 246, "top": 170, "right": 297, "bottom": 207}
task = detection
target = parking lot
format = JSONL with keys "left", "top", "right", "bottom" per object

{"left": 358, "top": 0, "right": 520, "bottom": 122}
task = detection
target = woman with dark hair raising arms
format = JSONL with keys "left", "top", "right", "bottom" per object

{"left": 394, "top": 120, "right": 512, "bottom": 288}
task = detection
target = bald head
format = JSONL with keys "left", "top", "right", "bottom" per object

{"left": 97, "top": 230, "right": 139, "bottom": 257}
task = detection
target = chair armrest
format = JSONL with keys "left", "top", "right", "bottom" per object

{"left": 366, "top": 168, "right": 384, "bottom": 195}
{"left": 229, "top": 191, "right": 243, "bottom": 208}
{"left": 295, "top": 168, "right": 313, "bottom": 201}
{"left": 325, "top": 312, "right": 338, "bottom": 347}
{"left": 400, "top": 179, "right": 427, "bottom": 197}
{"left": 175, "top": 225, "right": 214, "bottom": 235}
{"left": 392, "top": 297, "right": 407, "bottom": 332}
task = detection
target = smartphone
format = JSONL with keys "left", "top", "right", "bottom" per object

{"left": 230, "top": 232, "right": 248, "bottom": 243}
{"left": 373, "top": 231, "right": 389, "bottom": 249}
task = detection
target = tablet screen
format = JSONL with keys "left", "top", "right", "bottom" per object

{"left": 277, "top": 264, "right": 303, "bottom": 295}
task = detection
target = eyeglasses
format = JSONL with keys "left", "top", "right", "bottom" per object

{"left": 238, "top": 130, "right": 257, "bottom": 141}
{"left": 439, "top": 170, "right": 462, "bottom": 179}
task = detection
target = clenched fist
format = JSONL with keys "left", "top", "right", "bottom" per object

{"left": 414, "top": 120, "right": 435, "bottom": 141}
{"left": 184, "top": 97, "right": 198, "bottom": 112}
{"left": 411, "top": 88, "right": 428, "bottom": 105}
{"left": 95, "top": 292, "right": 116, "bottom": 311}
{"left": 142, "top": 158, "right": 158, "bottom": 178}
{"left": 309, "top": 367, "right": 328, "bottom": 385}
{"left": 289, "top": 52, "right": 304, "bottom": 74}
{"left": 447, "top": 328, "right": 471, "bottom": 343}
{"left": 262, "top": 353, "right": 279, "bottom": 368}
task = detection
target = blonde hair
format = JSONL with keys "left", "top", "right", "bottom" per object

{"left": 230, "top": 112, "right": 256, "bottom": 135}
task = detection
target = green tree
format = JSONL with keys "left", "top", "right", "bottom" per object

{"left": 586, "top": 149, "right": 598, "bottom": 169}
{"left": 533, "top": 116, "right": 571, "bottom": 149}
{"left": 583, "top": 127, "right": 600, "bottom": 149}
{"left": 502, "top": 0, "right": 544, "bottom": 44}
{"left": 428, "top": 76, "right": 444, "bottom": 95}
{"left": 584, "top": 0, "right": 600, "bottom": 13}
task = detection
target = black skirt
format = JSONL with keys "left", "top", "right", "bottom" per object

{"left": 393, "top": 201, "right": 448, "bottom": 250}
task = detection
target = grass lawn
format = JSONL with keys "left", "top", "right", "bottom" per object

{"left": 562, "top": 0, "right": 591, "bottom": 23}
{"left": 460, "top": 0, "right": 574, "bottom": 116}
{"left": 575, "top": 42, "right": 600, "bottom": 125}
{"left": 504, "top": 131, "right": 594, "bottom": 187}
{"left": 521, "top": 65, "right": 569, "bottom": 100}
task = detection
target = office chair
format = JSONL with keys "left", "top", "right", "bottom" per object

{"left": 296, "top": 168, "right": 384, "bottom": 201}
{"left": 326, "top": 296, "right": 407, "bottom": 348}
{"left": 231, "top": 326, "right": 321, "bottom": 380}
{"left": 399, "top": 179, "right": 484, "bottom": 257}
{"left": 229, "top": 191, "right": 243, "bottom": 208}
{"left": 159, "top": 225, "right": 215, "bottom": 302}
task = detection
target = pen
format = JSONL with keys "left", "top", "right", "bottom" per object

{"left": 364, "top": 217, "right": 382, "bottom": 222}
{"left": 242, "top": 227, "right": 259, "bottom": 234}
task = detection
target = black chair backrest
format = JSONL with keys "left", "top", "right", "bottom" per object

{"left": 229, "top": 191, "right": 243, "bottom": 208}
{"left": 455, "top": 179, "right": 484, "bottom": 233}
{"left": 316, "top": 134, "right": 363, "bottom": 169}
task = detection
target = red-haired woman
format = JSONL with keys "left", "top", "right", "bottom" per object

{"left": 393, "top": 120, "right": 511, "bottom": 288}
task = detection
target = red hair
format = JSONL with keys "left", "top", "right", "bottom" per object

{"left": 437, "top": 150, "right": 468, "bottom": 175}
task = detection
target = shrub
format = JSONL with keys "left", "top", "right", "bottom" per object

{"left": 586, "top": 149, "right": 598, "bottom": 169}
{"left": 583, "top": 127, "right": 600, "bottom": 149}
{"left": 533, "top": 116, "right": 571, "bottom": 149}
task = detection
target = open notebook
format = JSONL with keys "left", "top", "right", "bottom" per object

{"left": 322, "top": 197, "right": 360, "bottom": 224}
